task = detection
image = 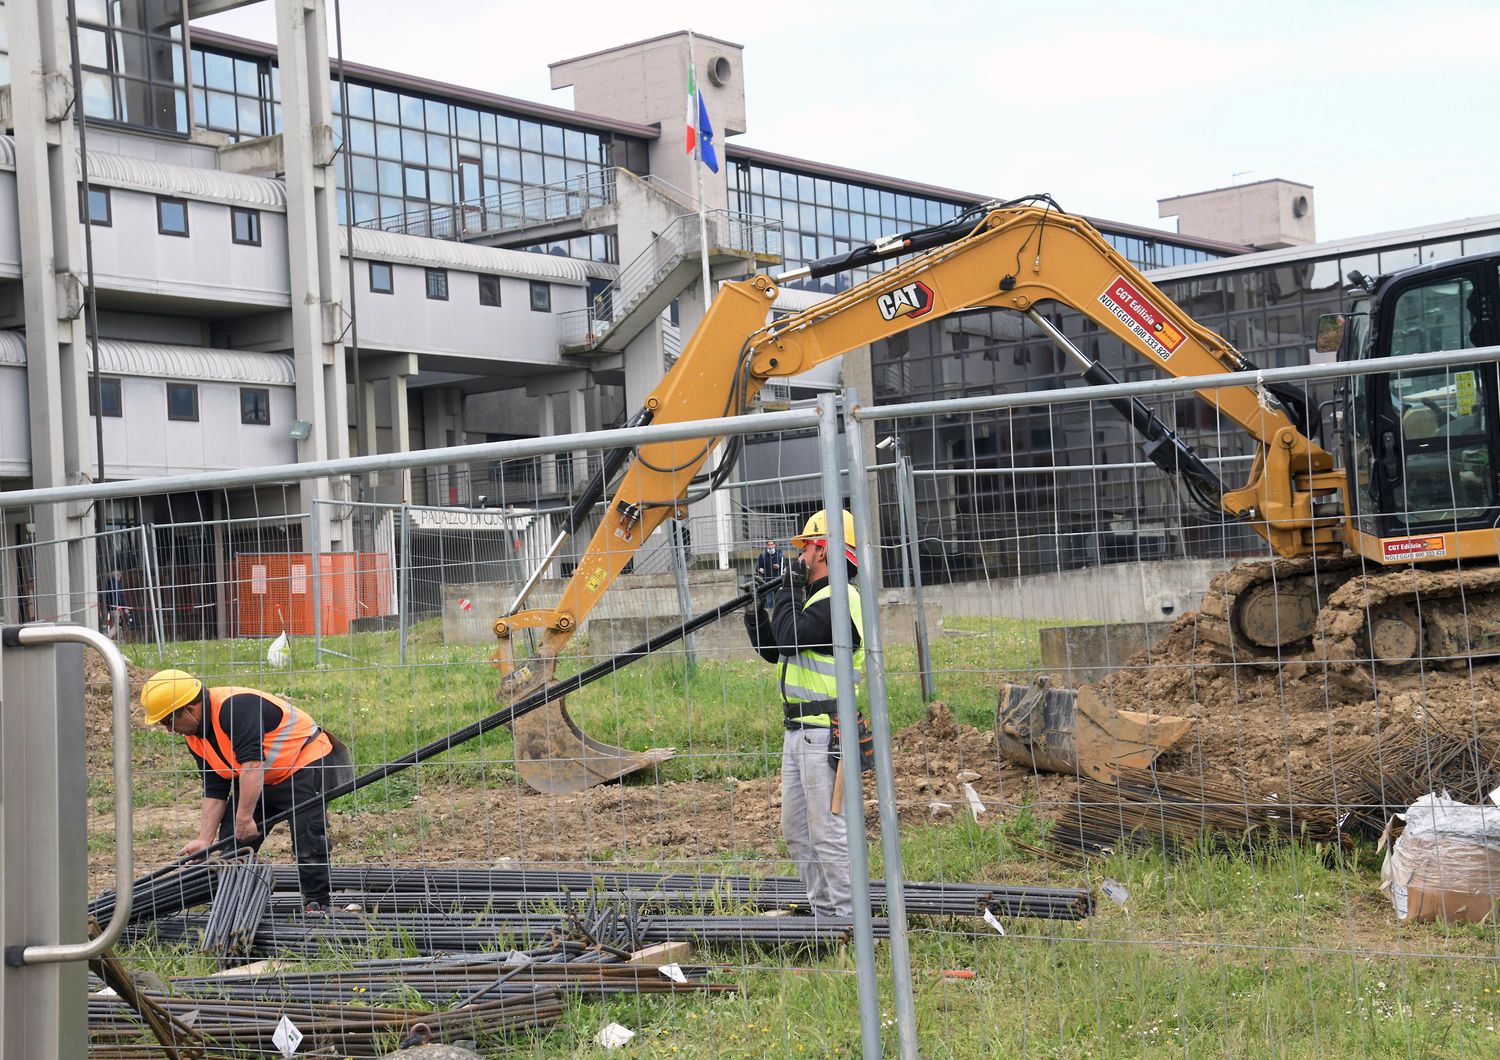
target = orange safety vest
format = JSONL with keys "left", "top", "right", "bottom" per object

{"left": 184, "top": 686, "right": 330, "bottom": 785}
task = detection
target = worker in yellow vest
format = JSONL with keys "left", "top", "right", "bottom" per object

{"left": 744, "top": 509, "right": 863, "bottom": 917}
{"left": 141, "top": 669, "right": 335, "bottom": 913}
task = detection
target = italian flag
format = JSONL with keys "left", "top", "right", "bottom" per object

{"left": 685, "top": 63, "right": 697, "bottom": 156}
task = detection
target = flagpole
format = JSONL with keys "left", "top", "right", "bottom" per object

{"left": 688, "top": 31, "right": 713, "bottom": 312}
{"left": 688, "top": 31, "right": 730, "bottom": 571}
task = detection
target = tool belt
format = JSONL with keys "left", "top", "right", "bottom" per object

{"left": 783, "top": 700, "right": 836, "bottom": 730}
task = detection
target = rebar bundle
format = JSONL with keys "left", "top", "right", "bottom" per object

{"left": 87, "top": 986, "right": 564, "bottom": 1059}
{"left": 1048, "top": 767, "right": 1345, "bottom": 858}
{"left": 95, "top": 863, "right": 1093, "bottom": 933}
{"left": 1331, "top": 720, "right": 1500, "bottom": 835}
{"left": 88, "top": 933, "right": 729, "bottom": 1056}
{"left": 199, "top": 855, "right": 274, "bottom": 958}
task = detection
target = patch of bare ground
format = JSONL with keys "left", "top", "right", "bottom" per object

{"left": 92, "top": 701, "right": 1049, "bottom": 891}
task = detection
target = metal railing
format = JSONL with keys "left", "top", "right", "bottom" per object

{"left": 358, "top": 169, "right": 617, "bottom": 242}
{"left": 557, "top": 209, "right": 782, "bottom": 349}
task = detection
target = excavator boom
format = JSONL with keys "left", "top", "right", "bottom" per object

{"left": 498, "top": 201, "right": 1342, "bottom": 792}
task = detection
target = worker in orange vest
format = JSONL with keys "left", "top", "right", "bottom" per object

{"left": 142, "top": 669, "right": 335, "bottom": 913}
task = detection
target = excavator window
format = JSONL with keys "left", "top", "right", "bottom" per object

{"left": 1383, "top": 272, "right": 1496, "bottom": 527}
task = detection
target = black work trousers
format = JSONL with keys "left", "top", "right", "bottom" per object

{"left": 219, "top": 762, "right": 331, "bottom": 906}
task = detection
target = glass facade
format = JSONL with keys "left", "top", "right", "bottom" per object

{"left": 79, "top": 0, "right": 189, "bottom": 133}
{"left": 729, "top": 156, "right": 1233, "bottom": 293}
{"left": 187, "top": 44, "right": 625, "bottom": 262}
{"left": 869, "top": 227, "right": 1500, "bottom": 581}
{"left": 191, "top": 47, "right": 279, "bottom": 140}
{"left": 728, "top": 158, "right": 967, "bottom": 293}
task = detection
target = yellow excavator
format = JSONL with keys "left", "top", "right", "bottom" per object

{"left": 492, "top": 196, "right": 1500, "bottom": 791}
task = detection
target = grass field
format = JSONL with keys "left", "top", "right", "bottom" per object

{"left": 109, "top": 617, "right": 1500, "bottom": 1057}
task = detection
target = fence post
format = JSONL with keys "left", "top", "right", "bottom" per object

{"left": 844, "top": 391, "right": 918, "bottom": 1060}
{"left": 669, "top": 518, "right": 697, "bottom": 674}
{"left": 901, "top": 456, "right": 936, "bottom": 702}
{"left": 815, "top": 392, "right": 882, "bottom": 1060}
{"left": 141, "top": 524, "right": 165, "bottom": 662}
{"left": 141, "top": 523, "right": 165, "bottom": 661}
{"left": 310, "top": 503, "right": 322, "bottom": 664}
{"left": 398, "top": 503, "right": 410, "bottom": 665}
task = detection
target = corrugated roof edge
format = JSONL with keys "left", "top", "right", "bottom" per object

{"left": 0, "top": 135, "right": 288, "bottom": 209}
{"left": 0, "top": 333, "right": 296, "bottom": 384}
{"left": 191, "top": 29, "right": 661, "bottom": 141}
{"left": 343, "top": 227, "right": 600, "bottom": 285}
{"left": 725, "top": 143, "right": 1251, "bottom": 255}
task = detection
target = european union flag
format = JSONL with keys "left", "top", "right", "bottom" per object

{"left": 697, "top": 91, "right": 719, "bottom": 174}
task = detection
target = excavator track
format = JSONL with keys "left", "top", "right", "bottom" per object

{"left": 1312, "top": 564, "right": 1500, "bottom": 670}
{"left": 1195, "top": 555, "right": 1362, "bottom": 663}
{"left": 1196, "top": 557, "right": 1500, "bottom": 670}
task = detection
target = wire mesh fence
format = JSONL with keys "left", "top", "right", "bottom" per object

{"left": 5, "top": 349, "right": 1500, "bottom": 1055}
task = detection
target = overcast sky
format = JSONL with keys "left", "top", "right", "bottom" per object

{"left": 198, "top": 0, "right": 1499, "bottom": 244}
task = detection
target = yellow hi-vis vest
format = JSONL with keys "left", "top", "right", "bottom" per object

{"left": 780, "top": 584, "right": 864, "bottom": 727}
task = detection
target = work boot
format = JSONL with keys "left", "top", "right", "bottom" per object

{"left": 303, "top": 901, "right": 328, "bottom": 917}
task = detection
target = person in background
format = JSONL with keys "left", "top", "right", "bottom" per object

{"left": 755, "top": 538, "right": 784, "bottom": 583}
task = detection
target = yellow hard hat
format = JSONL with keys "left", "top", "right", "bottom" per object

{"left": 141, "top": 669, "right": 203, "bottom": 725}
{"left": 791, "top": 509, "right": 858, "bottom": 565}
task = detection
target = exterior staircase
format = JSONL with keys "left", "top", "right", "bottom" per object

{"left": 558, "top": 208, "right": 781, "bottom": 354}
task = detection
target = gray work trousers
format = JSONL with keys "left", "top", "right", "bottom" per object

{"left": 781, "top": 726, "right": 852, "bottom": 917}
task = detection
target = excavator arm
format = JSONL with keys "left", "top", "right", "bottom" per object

{"left": 497, "top": 201, "right": 1346, "bottom": 793}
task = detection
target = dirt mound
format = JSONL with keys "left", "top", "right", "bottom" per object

{"left": 84, "top": 650, "right": 152, "bottom": 748}
{"left": 1092, "top": 613, "right": 1500, "bottom": 796}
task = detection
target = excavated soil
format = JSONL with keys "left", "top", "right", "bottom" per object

{"left": 89, "top": 606, "right": 1499, "bottom": 891}
{"left": 1091, "top": 613, "right": 1500, "bottom": 797}
{"left": 89, "top": 694, "right": 1058, "bottom": 892}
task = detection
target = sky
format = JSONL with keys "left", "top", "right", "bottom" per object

{"left": 197, "top": 0, "right": 1500, "bottom": 244}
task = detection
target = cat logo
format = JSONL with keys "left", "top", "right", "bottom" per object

{"left": 877, "top": 281, "right": 935, "bottom": 322}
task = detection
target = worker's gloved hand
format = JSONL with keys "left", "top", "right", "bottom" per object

{"left": 787, "top": 556, "right": 810, "bottom": 592}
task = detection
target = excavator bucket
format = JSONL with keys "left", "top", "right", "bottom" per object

{"left": 509, "top": 696, "right": 675, "bottom": 795}
{"left": 996, "top": 676, "right": 1192, "bottom": 780}
{"left": 494, "top": 640, "right": 676, "bottom": 795}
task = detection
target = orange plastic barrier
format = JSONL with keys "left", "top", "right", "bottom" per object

{"left": 234, "top": 553, "right": 394, "bottom": 637}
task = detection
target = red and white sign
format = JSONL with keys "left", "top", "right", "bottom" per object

{"left": 1381, "top": 535, "right": 1448, "bottom": 561}
{"left": 458, "top": 597, "right": 473, "bottom": 612}
{"left": 1099, "top": 276, "right": 1187, "bottom": 360}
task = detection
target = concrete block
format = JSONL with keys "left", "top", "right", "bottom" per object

{"left": 1038, "top": 621, "right": 1176, "bottom": 686}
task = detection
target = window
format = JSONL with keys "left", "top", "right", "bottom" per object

{"left": 167, "top": 383, "right": 199, "bottom": 422}
{"left": 157, "top": 197, "right": 189, "bottom": 236}
{"left": 369, "top": 261, "right": 393, "bottom": 294}
{"left": 81, "top": 186, "right": 112, "bottom": 226}
{"left": 79, "top": 2, "right": 189, "bottom": 135}
{"left": 231, "top": 207, "right": 261, "bottom": 246}
{"left": 425, "top": 268, "right": 449, "bottom": 301}
{"left": 478, "top": 274, "right": 502, "bottom": 307}
{"left": 240, "top": 387, "right": 270, "bottom": 425}
{"left": 89, "top": 377, "right": 122, "bottom": 417}
{"left": 529, "top": 281, "right": 551, "bottom": 313}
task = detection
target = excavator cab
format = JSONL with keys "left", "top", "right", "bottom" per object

{"left": 1338, "top": 255, "right": 1500, "bottom": 563}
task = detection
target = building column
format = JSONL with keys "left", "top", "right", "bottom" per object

{"left": 276, "top": 0, "right": 350, "bottom": 545}
{"left": 569, "top": 385, "right": 590, "bottom": 485}
{"left": 537, "top": 394, "right": 557, "bottom": 495}
{"left": 11, "top": 0, "right": 97, "bottom": 626}
{"left": 418, "top": 386, "right": 464, "bottom": 505}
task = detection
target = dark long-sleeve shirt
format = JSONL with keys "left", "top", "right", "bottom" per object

{"left": 744, "top": 575, "right": 862, "bottom": 679}
{"left": 186, "top": 692, "right": 285, "bottom": 801}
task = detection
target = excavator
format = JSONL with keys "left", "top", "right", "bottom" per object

{"left": 491, "top": 195, "right": 1500, "bottom": 791}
